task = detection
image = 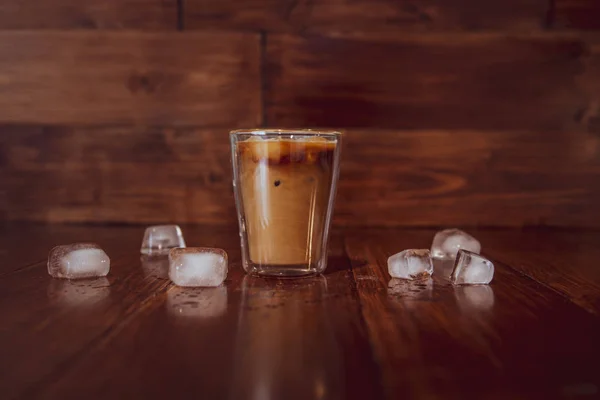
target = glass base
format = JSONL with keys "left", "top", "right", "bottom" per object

{"left": 245, "top": 263, "right": 321, "bottom": 278}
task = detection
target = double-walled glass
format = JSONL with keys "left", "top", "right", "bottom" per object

{"left": 230, "top": 129, "right": 342, "bottom": 277}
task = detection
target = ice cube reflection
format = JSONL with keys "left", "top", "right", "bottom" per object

{"left": 454, "top": 285, "right": 495, "bottom": 312}
{"left": 166, "top": 286, "right": 228, "bottom": 318}
{"left": 46, "top": 278, "right": 111, "bottom": 308}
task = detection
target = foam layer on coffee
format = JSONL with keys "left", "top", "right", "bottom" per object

{"left": 238, "top": 137, "right": 336, "bottom": 165}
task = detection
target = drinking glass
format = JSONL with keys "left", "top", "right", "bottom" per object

{"left": 230, "top": 129, "right": 342, "bottom": 277}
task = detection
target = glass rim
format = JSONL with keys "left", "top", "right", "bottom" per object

{"left": 230, "top": 128, "right": 343, "bottom": 137}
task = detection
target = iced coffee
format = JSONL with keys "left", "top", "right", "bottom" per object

{"left": 230, "top": 130, "right": 342, "bottom": 277}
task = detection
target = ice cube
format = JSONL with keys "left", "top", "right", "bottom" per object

{"left": 387, "top": 249, "right": 433, "bottom": 280}
{"left": 169, "top": 247, "right": 228, "bottom": 287}
{"left": 450, "top": 250, "right": 494, "bottom": 285}
{"left": 140, "top": 225, "right": 185, "bottom": 255}
{"left": 431, "top": 229, "right": 481, "bottom": 260}
{"left": 47, "top": 243, "right": 110, "bottom": 279}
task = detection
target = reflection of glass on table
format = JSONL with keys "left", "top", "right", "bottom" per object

{"left": 229, "top": 276, "right": 342, "bottom": 399}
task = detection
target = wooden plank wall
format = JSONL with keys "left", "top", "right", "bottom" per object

{"left": 0, "top": 0, "right": 599, "bottom": 227}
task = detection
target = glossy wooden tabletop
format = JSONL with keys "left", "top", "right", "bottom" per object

{"left": 0, "top": 224, "right": 599, "bottom": 399}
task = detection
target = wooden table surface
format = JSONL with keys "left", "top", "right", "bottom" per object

{"left": 1, "top": 224, "right": 599, "bottom": 399}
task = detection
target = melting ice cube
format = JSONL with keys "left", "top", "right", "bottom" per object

{"left": 169, "top": 247, "right": 228, "bottom": 287}
{"left": 431, "top": 229, "right": 481, "bottom": 260}
{"left": 387, "top": 249, "right": 433, "bottom": 280}
{"left": 450, "top": 250, "right": 494, "bottom": 285}
{"left": 47, "top": 243, "right": 110, "bottom": 279}
{"left": 140, "top": 225, "right": 186, "bottom": 255}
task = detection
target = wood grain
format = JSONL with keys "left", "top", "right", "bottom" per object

{"left": 0, "top": 0, "right": 177, "bottom": 29}
{"left": 0, "top": 31, "right": 261, "bottom": 126}
{"left": 1, "top": 224, "right": 600, "bottom": 398}
{"left": 0, "top": 225, "right": 210, "bottom": 399}
{"left": 0, "top": 126, "right": 236, "bottom": 224}
{"left": 266, "top": 33, "right": 590, "bottom": 131}
{"left": 345, "top": 230, "right": 600, "bottom": 398}
{"left": 184, "top": 0, "right": 547, "bottom": 32}
{"left": 336, "top": 129, "right": 600, "bottom": 228}
{"left": 553, "top": 0, "right": 600, "bottom": 30}
{"left": 2, "top": 127, "right": 600, "bottom": 227}
{"left": 0, "top": 224, "right": 144, "bottom": 275}
{"left": 578, "top": 36, "right": 600, "bottom": 133}
{"left": 0, "top": 253, "right": 171, "bottom": 399}
{"left": 1, "top": 226, "right": 384, "bottom": 399}
{"left": 475, "top": 229, "right": 600, "bottom": 315}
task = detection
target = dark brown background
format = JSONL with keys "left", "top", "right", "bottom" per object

{"left": 1, "top": 0, "right": 599, "bottom": 228}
